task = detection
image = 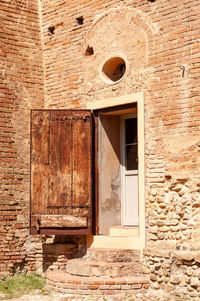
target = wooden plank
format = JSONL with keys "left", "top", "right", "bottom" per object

{"left": 39, "top": 228, "right": 91, "bottom": 235}
{"left": 31, "top": 215, "right": 40, "bottom": 231}
{"left": 40, "top": 215, "right": 88, "bottom": 228}
{"left": 72, "top": 111, "right": 92, "bottom": 207}
{"left": 31, "top": 111, "right": 50, "bottom": 215}
{"left": 48, "top": 111, "right": 72, "bottom": 211}
{"left": 31, "top": 110, "right": 49, "bottom": 164}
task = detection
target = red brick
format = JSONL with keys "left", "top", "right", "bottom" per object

{"left": 99, "top": 285, "right": 110, "bottom": 290}
{"left": 105, "top": 280, "right": 116, "bottom": 285}
{"left": 104, "top": 290, "right": 115, "bottom": 295}
{"left": 87, "top": 285, "right": 99, "bottom": 290}
{"left": 1, "top": 2, "right": 200, "bottom": 301}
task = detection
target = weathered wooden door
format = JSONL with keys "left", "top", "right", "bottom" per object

{"left": 30, "top": 110, "right": 93, "bottom": 235}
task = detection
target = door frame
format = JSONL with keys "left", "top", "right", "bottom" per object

{"left": 87, "top": 92, "right": 146, "bottom": 249}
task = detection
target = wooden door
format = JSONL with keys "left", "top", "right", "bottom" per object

{"left": 30, "top": 110, "right": 93, "bottom": 235}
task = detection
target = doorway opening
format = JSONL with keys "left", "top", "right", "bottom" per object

{"left": 87, "top": 92, "right": 145, "bottom": 250}
{"left": 97, "top": 104, "right": 138, "bottom": 235}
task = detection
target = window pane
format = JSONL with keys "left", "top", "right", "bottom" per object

{"left": 126, "top": 144, "right": 138, "bottom": 170}
{"left": 125, "top": 118, "right": 137, "bottom": 144}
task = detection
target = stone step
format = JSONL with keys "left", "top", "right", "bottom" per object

{"left": 109, "top": 226, "right": 139, "bottom": 237}
{"left": 66, "top": 258, "right": 144, "bottom": 277}
{"left": 83, "top": 247, "right": 141, "bottom": 263}
{"left": 89, "top": 235, "right": 143, "bottom": 250}
{"left": 46, "top": 271, "right": 149, "bottom": 296}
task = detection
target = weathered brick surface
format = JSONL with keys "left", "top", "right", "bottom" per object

{"left": 40, "top": 0, "right": 200, "bottom": 248}
{"left": 1, "top": 0, "right": 200, "bottom": 298}
{"left": 65, "top": 248, "right": 143, "bottom": 278}
{"left": 0, "top": 0, "right": 44, "bottom": 277}
{"left": 46, "top": 271, "right": 149, "bottom": 296}
{"left": 39, "top": 0, "right": 200, "bottom": 296}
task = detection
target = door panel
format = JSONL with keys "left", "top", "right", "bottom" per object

{"left": 31, "top": 111, "right": 50, "bottom": 215}
{"left": 121, "top": 116, "right": 138, "bottom": 226}
{"left": 48, "top": 111, "right": 72, "bottom": 209}
{"left": 124, "top": 173, "right": 138, "bottom": 225}
{"left": 72, "top": 111, "right": 92, "bottom": 207}
{"left": 30, "top": 110, "right": 93, "bottom": 235}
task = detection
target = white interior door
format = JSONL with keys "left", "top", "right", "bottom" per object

{"left": 121, "top": 116, "right": 138, "bottom": 226}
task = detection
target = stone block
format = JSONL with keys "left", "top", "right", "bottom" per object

{"left": 170, "top": 276, "right": 181, "bottom": 285}
{"left": 190, "top": 277, "right": 200, "bottom": 287}
{"left": 175, "top": 251, "right": 194, "bottom": 262}
{"left": 186, "top": 267, "right": 193, "bottom": 276}
{"left": 162, "top": 268, "right": 169, "bottom": 276}
{"left": 187, "top": 284, "right": 194, "bottom": 292}
{"left": 150, "top": 274, "right": 157, "bottom": 282}
{"left": 165, "top": 283, "right": 174, "bottom": 292}
{"left": 152, "top": 282, "right": 160, "bottom": 290}
{"left": 194, "top": 252, "right": 200, "bottom": 263}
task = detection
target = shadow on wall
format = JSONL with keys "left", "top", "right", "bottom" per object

{"left": 42, "top": 235, "right": 87, "bottom": 273}
{"left": 98, "top": 114, "right": 121, "bottom": 234}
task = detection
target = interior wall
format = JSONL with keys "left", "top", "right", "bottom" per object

{"left": 98, "top": 115, "right": 121, "bottom": 234}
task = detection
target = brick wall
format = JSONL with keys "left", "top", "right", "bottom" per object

{"left": 1, "top": 0, "right": 200, "bottom": 297}
{"left": 0, "top": 0, "right": 44, "bottom": 278}
{"left": 40, "top": 0, "right": 200, "bottom": 249}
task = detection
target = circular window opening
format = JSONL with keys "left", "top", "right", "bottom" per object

{"left": 102, "top": 57, "right": 126, "bottom": 84}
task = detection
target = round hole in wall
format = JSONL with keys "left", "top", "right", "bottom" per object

{"left": 101, "top": 57, "right": 126, "bottom": 84}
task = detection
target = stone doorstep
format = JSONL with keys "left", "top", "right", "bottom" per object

{"left": 66, "top": 258, "right": 143, "bottom": 277}
{"left": 89, "top": 236, "right": 143, "bottom": 250}
{"left": 87, "top": 248, "right": 140, "bottom": 253}
{"left": 46, "top": 271, "right": 149, "bottom": 285}
{"left": 109, "top": 226, "right": 139, "bottom": 237}
{"left": 46, "top": 248, "right": 148, "bottom": 296}
{"left": 84, "top": 248, "right": 141, "bottom": 262}
{"left": 86, "top": 247, "right": 140, "bottom": 254}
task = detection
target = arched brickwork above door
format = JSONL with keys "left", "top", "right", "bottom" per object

{"left": 82, "top": 7, "right": 158, "bottom": 46}
{"left": 79, "top": 8, "right": 158, "bottom": 104}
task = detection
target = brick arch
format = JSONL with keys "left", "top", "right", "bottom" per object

{"left": 80, "top": 6, "right": 157, "bottom": 103}
{"left": 81, "top": 7, "right": 158, "bottom": 53}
